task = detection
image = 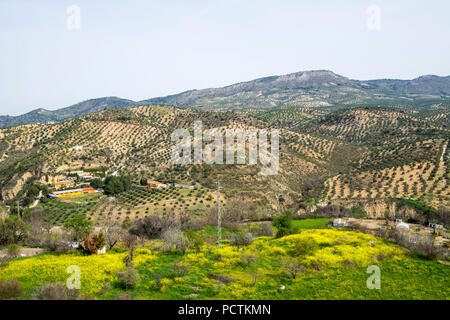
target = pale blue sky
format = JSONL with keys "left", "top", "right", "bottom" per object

{"left": 1, "top": 0, "right": 449, "bottom": 115}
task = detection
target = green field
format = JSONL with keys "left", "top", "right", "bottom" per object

{"left": 291, "top": 218, "right": 331, "bottom": 230}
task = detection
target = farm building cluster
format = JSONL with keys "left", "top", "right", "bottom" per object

{"left": 48, "top": 169, "right": 102, "bottom": 199}
{"left": 49, "top": 187, "right": 97, "bottom": 198}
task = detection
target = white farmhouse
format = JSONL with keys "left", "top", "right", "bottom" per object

{"left": 396, "top": 222, "right": 410, "bottom": 231}
{"left": 333, "top": 218, "right": 346, "bottom": 227}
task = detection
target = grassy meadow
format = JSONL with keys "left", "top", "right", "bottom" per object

{"left": 1, "top": 228, "right": 448, "bottom": 300}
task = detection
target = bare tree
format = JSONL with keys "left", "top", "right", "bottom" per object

{"left": 161, "top": 228, "right": 190, "bottom": 253}
{"left": 281, "top": 257, "right": 305, "bottom": 279}
{"left": 130, "top": 210, "right": 183, "bottom": 239}
{"left": 99, "top": 218, "right": 124, "bottom": 250}
{"left": 122, "top": 233, "right": 139, "bottom": 266}
{"left": 207, "top": 197, "right": 251, "bottom": 227}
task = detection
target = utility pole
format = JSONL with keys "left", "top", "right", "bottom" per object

{"left": 216, "top": 181, "right": 222, "bottom": 247}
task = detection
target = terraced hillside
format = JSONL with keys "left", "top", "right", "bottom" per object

{"left": 0, "top": 104, "right": 448, "bottom": 226}
{"left": 252, "top": 106, "right": 450, "bottom": 210}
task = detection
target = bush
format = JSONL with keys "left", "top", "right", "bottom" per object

{"left": 289, "top": 237, "right": 319, "bottom": 257}
{"left": 250, "top": 223, "right": 274, "bottom": 237}
{"left": 185, "top": 230, "right": 205, "bottom": 252}
{"left": 161, "top": 228, "right": 190, "bottom": 253}
{"left": 90, "top": 178, "right": 104, "bottom": 189}
{"left": 117, "top": 267, "right": 140, "bottom": 290}
{"left": 6, "top": 244, "right": 21, "bottom": 258}
{"left": 172, "top": 261, "right": 189, "bottom": 277}
{"left": 414, "top": 237, "right": 445, "bottom": 260}
{"left": 32, "top": 282, "right": 80, "bottom": 300}
{"left": 0, "top": 279, "right": 22, "bottom": 299}
{"left": 83, "top": 233, "right": 106, "bottom": 254}
{"left": 281, "top": 257, "right": 305, "bottom": 279}
{"left": 230, "top": 232, "right": 254, "bottom": 246}
{"left": 130, "top": 211, "right": 182, "bottom": 239}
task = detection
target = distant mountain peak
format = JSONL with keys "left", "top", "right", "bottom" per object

{"left": 277, "top": 70, "right": 348, "bottom": 82}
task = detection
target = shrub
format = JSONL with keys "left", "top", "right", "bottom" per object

{"left": 121, "top": 217, "right": 132, "bottom": 230}
{"left": 161, "top": 228, "right": 190, "bottom": 253}
{"left": 289, "top": 237, "right": 319, "bottom": 257}
{"left": 185, "top": 230, "right": 205, "bottom": 252}
{"left": 250, "top": 223, "right": 274, "bottom": 237}
{"left": 90, "top": 178, "right": 104, "bottom": 189}
{"left": 83, "top": 233, "right": 106, "bottom": 255}
{"left": 117, "top": 267, "right": 140, "bottom": 290}
{"left": 130, "top": 211, "right": 182, "bottom": 239}
{"left": 32, "top": 282, "right": 80, "bottom": 300}
{"left": 0, "top": 279, "right": 22, "bottom": 299}
{"left": 414, "top": 237, "right": 445, "bottom": 260}
{"left": 172, "top": 261, "right": 189, "bottom": 277}
{"left": 6, "top": 244, "right": 21, "bottom": 258}
{"left": 230, "top": 232, "right": 254, "bottom": 246}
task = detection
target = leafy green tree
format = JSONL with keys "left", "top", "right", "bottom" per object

{"left": 121, "top": 216, "right": 132, "bottom": 230}
{"left": 23, "top": 183, "right": 49, "bottom": 207}
{"left": 272, "top": 210, "right": 294, "bottom": 238}
{"left": 349, "top": 206, "right": 367, "bottom": 218}
{"left": 90, "top": 178, "right": 104, "bottom": 189}
{"left": 104, "top": 175, "right": 132, "bottom": 196}
{"left": 64, "top": 214, "right": 92, "bottom": 241}
{"left": 0, "top": 215, "right": 29, "bottom": 245}
{"left": 185, "top": 230, "right": 205, "bottom": 252}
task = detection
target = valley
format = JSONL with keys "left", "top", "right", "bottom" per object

{"left": 0, "top": 71, "right": 448, "bottom": 301}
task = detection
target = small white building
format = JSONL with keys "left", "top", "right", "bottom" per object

{"left": 396, "top": 222, "right": 410, "bottom": 231}
{"left": 174, "top": 183, "right": 194, "bottom": 190}
{"left": 97, "top": 246, "right": 107, "bottom": 254}
{"left": 73, "top": 146, "right": 83, "bottom": 151}
{"left": 428, "top": 223, "right": 444, "bottom": 230}
{"left": 333, "top": 218, "right": 346, "bottom": 227}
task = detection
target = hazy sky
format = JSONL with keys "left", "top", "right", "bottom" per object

{"left": 1, "top": 0, "right": 449, "bottom": 115}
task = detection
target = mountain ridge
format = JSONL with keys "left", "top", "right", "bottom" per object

{"left": 1, "top": 70, "right": 450, "bottom": 128}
